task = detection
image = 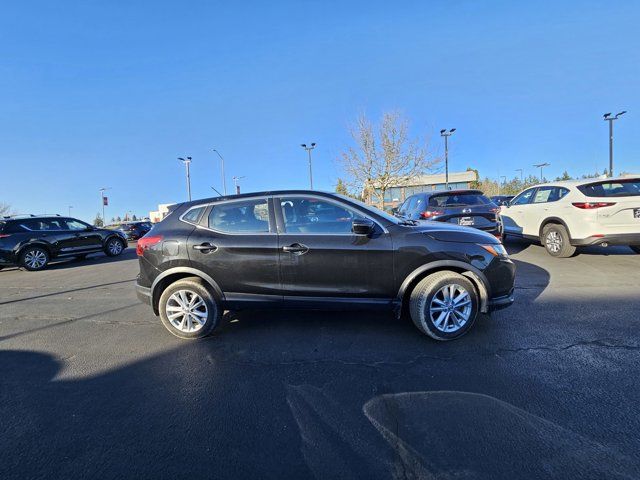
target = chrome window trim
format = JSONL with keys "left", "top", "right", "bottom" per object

{"left": 276, "top": 193, "right": 389, "bottom": 235}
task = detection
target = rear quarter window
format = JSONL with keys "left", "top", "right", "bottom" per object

{"left": 578, "top": 179, "right": 640, "bottom": 197}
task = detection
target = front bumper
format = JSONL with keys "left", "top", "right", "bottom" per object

{"left": 488, "top": 288, "right": 515, "bottom": 312}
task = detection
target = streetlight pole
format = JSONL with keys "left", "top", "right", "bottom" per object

{"left": 99, "top": 187, "right": 111, "bottom": 224}
{"left": 533, "top": 163, "right": 550, "bottom": 183}
{"left": 603, "top": 111, "right": 626, "bottom": 177}
{"left": 68, "top": 206, "right": 73, "bottom": 217}
{"left": 232, "top": 176, "right": 246, "bottom": 195}
{"left": 440, "top": 129, "right": 456, "bottom": 190}
{"left": 300, "top": 143, "right": 316, "bottom": 189}
{"left": 212, "top": 149, "right": 227, "bottom": 195}
{"left": 515, "top": 169, "right": 523, "bottom": 183}
{"left": 178, "top": 157, "right": 192, "bottom": 201}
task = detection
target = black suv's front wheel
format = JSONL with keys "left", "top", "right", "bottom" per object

{"left": 104, "top": 237, "right": 125, "bottom": 257}
{"left": 409, "top": 271, "right": 479, "bottom": 341}
{"left": 158, "top": 277, "right": 222, "bottom": 339}
{"left": 20, "top": 246, "right": 50, "bottom": 271}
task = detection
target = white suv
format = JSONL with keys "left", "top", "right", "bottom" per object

{"left": 500, "top": 176, "right": 640, "bottom": 257}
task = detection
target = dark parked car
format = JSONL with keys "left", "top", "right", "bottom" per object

{"left": 107, "top": 220, "right": 153, "bottom": 240}
{"left": 135, "top": 191, "right": 515, "bottom": 341}
{"left": 396, "top": 190, "right": 502, "bottom": 237}
{"left": 0, "top": 215, "right": 127, "bottom": 271}
{"left": 491, "top": 195, "right": 515, "bottom": 206}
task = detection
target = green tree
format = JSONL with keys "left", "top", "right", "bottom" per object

{"left": 555, "top": 170, "right": 572, "bottom": 181}
{"left": 0, "top": 202, "right": 12, "bottom": 217}
{"left": 335, "top": 178, "right": 349, "bottom": 196}
{"left": 116, "top": 216, "right": 122, "bottom": 222}
{"left": 132, "top": 214, "right": 138, "bottom": 221}
{"left": 93, "top": 213, "right": 104, "bottom": 227}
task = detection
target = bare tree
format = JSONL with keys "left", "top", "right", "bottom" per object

{"left": 0, "top": 203, "right": 12, "bottom": 217}
{"left": 339, "top": 112, "right": 440, "bottom": 208}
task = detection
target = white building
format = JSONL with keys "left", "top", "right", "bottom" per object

{"left": 149, "top": 203, "right": 175, "bottom": 223}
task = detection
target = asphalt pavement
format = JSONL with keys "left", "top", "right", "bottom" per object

{"left": 1, "top": 241, "right": 639, "bottom": 479}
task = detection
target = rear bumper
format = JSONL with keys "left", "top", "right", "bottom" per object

{"left": 572, "top": 233, "right": 640, "bottom": 247}
{"left": 136, "top": 282, "right": 152, "bottom": 306}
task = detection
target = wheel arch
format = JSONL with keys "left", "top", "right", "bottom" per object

{"left": 17, "top": 241, "right": 54, "bottom": 259}
{"left": 397, "top": 261, "right": 491, "bottom": 314}
{"left": 150, "top": 267, "right": 225, "bottom": 315}
{"left": 539, "top": 217, "right": 571, "bottom": 241}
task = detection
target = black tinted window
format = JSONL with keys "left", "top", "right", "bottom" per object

{"left": 281, "top": 197, "right": 362, "bottom": 234}
{"left": 578, "top": 179, "right": 640, "bottom": 197}
{"left": 183, "top": 206, "right": 206, "bottom": 224}
{"left": 429, "top": 192, "right": 490, "bottom": 207}
{"left": 208, "top": 199, "right": 269, "bottom": 233}
{"left": 63, "top": 219, "right": 89, "bottom": 231}
{"left": 2, "top": 222, "right": 28, "bottom": 233}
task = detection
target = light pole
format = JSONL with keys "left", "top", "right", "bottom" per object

{"left": 99, "top": 187, "right": 111, "bottom": 224}
{"left": 212, "top": 149, "right": 227, "bottom": 195}
{"left": 603, "top": 111, "right": 626, "bottom": 177}
{"left": 300, "top": 143, "right": 316, "bottom": 189}
{"left": 232, "top": 176, "right": 245, "bottom": 195}
{"left": 515, "top": 169, "right": 523, "bottom": 183}
{"left": 178, "top": 157, "right": 192, "bottom": 201}
{"left": 68, "top": 205, "right": 73, "bottom": 217}
{"left": 440, "top": 129, "right": 456, "bottom": 189}
{"left": 533, "top": 163, "right": 550, "bottom": 183}
{"left": 499, "top": 176, "right": 506, "bottom": 195}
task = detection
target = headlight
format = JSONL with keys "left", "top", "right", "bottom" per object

{"left": 479, "top": 243, "right": 508, "bottom": 258}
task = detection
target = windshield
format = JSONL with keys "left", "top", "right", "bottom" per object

{"left": 334, "top": 194, "right": 403, "bottom": 224}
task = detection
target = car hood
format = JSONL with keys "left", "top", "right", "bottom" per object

{"left": 407, "top": 221, "right": 500, "bottom": 244}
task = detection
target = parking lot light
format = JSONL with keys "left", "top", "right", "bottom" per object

{"left": 603, "top": 110, "right": 627, "bottom": 177}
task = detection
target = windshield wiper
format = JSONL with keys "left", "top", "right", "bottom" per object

{"left": 398, "top": 219, "right": 419, "bottom": 226}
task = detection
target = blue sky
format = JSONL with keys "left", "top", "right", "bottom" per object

{"left": 1, "top": 0, "right": 638, "bottom": 222}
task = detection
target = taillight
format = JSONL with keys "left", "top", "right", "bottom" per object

{"left": 490, "top": 207, "right": 500, "bottom": 214}
{"left": 0, "top": 234, "right": 11, "bottom": 238}
{"left": 136, "top": 235, "right": 163, "bottom": 256}
{"left": 572, "top": 202, "right": 616, "bottom": 209}
{"left": 420, "top": 210, "right": 444, "bottom": 219}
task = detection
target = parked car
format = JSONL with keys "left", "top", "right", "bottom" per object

{"left": 135, "top": 191, "right": 515, "bottom": 341}
{"left": 500, "top": 177, "right": 640, "bottom": 257}
{"left": 0, "top": 215, "right": 127, "bottom": 271}
{"left": 491, "top": 195, "right": 515, "bottom": 206}
{"left": 107, "top": 220, "right": 152, "bottom": 240}
{"left": 395, "top": 190, "right": 502, "bottom": 237}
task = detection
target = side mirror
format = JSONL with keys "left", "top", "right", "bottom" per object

{"left": 86, "top": 225, "right": 95, "bottom": 231}
{"left": 352, "top": 218, "right": 375, "bottom": 235}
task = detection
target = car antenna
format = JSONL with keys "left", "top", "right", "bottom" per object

{"left": 211, "top": 186, "right": 223, "bottom": 197}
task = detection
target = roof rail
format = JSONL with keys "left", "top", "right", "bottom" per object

{"left": 2, "top": 213, "right": 61, "bottom": 220}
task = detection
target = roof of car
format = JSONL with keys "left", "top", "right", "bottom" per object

{"left": 534, "top": 175, "right": 640, "bottom": 188}
{"left": 179, "top": 190, "right": 350, "bottom": 208}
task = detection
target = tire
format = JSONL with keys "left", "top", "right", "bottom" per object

{"left": 104, "top": 237, "right": 125, "bottom": 257}
{"left": 20, "top": 246, "right": 50, "bottom": 271}
{"left": 158, "top": 277, "right": 221, "bottom": 339}
{"left": 409, "top": 271, "right": 479, "bottom": 341}
{"left": 541, "top": 224, "right": 576, "bottom": 258}
{"left": 631, "top": 246, "right": 640, "bottom": 254}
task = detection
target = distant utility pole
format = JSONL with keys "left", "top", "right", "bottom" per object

{"left": 533, "top": 163, "right": 550, "bottom": 183}
{"left": 212, "top": 149, "right": 227, "bottom": 195}
{"left": 68, "top": 205, "right": 73, "bottom": 217}
{"left": 99, "top": 187, "right": 111, "bottom": 223}
{"left": 300, "top": 143, "right": 316, "bottom": 189}
{"left": 178, "top": 157, "right": 192, "bottom": 201}
{"left": 233, "top": 176, "right": 245, "bottom": 195}
{"left": 515, "top": 169, "right": 523, "bottom": 183}
{"left": 440, "top": 129, "right": 456, "bottom": 189}
{"left": 603, "top": 111, "right": 626, "bottom": 177}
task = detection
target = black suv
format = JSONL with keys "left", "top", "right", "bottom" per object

{"left": 107, "top": 220, "right": 153, "bottom": 240}
{"left": 0, "top": 215, "right": 128, "bottom": 271}
{"left": 136, "top": 191, "right": 515, "bottom": 341}
{"left": 396, "top": 190, "right": 501, "bottom": 238}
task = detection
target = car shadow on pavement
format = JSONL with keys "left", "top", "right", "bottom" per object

{"left": 44, "top": 247, "right": 138, "bottom": 270}
{"left": 505, "top": 238, "right": 637, "bottom": 257}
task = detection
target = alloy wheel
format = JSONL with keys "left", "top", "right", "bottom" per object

{"left": 24, "top": 250, "right": 47, "bottom": 269}
{"left": 429, "top": 284, "right": 472, "bottom": 333}
{"left": 108, "top": 239, "right": 123, "bottom": 255}
{"left": 546, "top": 231, "right": 562, "bottom": 253}
{"left": 165, "top": 290, "right": 208, "bottom": 333}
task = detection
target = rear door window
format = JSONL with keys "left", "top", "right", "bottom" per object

{"left": 208, "top": 199, "right": 270, "bottom": 233}
{"left": 578, "top": 179, "right": 640, "bottom": 197}
{"left": 533, "top": 187, "right": 570, "bottom": 203}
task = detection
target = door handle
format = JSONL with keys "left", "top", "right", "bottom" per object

{"left": 283, "top": 243, "right": 309, "bottom": 255}
{"left": 192, "top": 243, "right": 217, "bottom": 253}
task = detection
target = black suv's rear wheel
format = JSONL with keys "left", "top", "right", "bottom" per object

{"left": 631, "top": 246, "right": 640, "bottom": 254}
{"left": 20, "top": 246, "right": 50, "bottom": 271}
{"left": 409, "top": 271, "right": 479, "bottom": 341}
{"left": 104, "top": 237, "right": 125, "bottom": 257}
{"left": 158, "top": 277, "right": 221, "bottom": 339}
